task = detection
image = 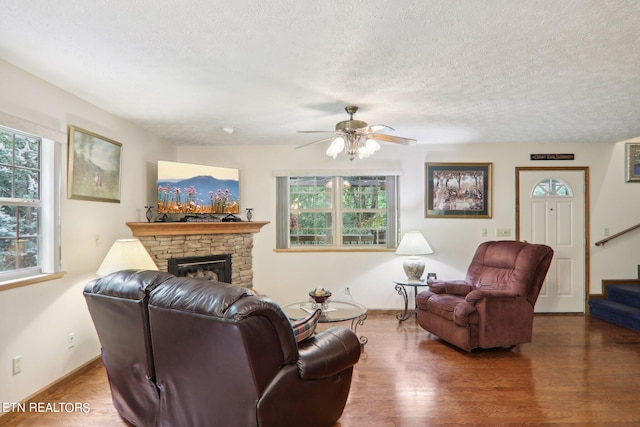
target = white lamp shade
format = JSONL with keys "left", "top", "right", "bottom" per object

{"left": 395, "top": 231, "right": 433, "bottom": 255}
{"left": 96, "top": 238, "right": 159, "bottom": 276}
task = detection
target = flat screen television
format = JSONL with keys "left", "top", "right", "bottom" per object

{"left": 157, "top": 160, "right": 240, "bottom": 215}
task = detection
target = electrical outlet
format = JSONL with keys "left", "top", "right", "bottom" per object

{"left": 496, "top": 228, "right": 511, "bottom": 237}
{"left": 12, "top": 355, "right": 22, "bottom": 375}
{"left": 345, "top": 286, "right": 351, "bottom": 295}
{"left": 481, "top": 228, "right": 487, "bottom": 237}
{"left": 604, "top": 227, "right": 610, "bottom": 237}
{"left": 67, "top": 333, "right": 76, "bottom": 349}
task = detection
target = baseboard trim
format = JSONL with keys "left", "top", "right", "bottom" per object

{"left": 0, "top": 355, "right": 102, "bottom": 426}
{"left": 366, "top": 309, "right": 400, "bottom": 316}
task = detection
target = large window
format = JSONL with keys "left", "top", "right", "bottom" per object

{"left": 0, "top": 125, "right": 60, "bottom": 283}
{"left": 276, "top": 173, "right": 399, "bottom": 249}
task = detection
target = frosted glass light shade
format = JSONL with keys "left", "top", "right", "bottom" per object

{"left": 396, "top": 231, "right": 433, "bottom": 282}
{"left": 96, "top": 238, "right": 158, "bottom": 276}
{"left": 326, "top": 137, "right": 345, "bottom": 158}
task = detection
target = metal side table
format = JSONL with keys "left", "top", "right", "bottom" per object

{"left": 394, "top": 279, "right": 430, "bottom": 322}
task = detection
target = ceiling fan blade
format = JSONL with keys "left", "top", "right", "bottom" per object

{"left": 356, "top": 125, "right": 393, "bottom": 135}
{"left": 295, "top": 136, "right": 336, "bottom": 149}
{"left": 369, "top": 133, "right": 417, "bottom": 146}
{"left": 368, "top": 124, "right": 395, "bottom": 132}
{"left": 297, "top": 130, "right": 335, "bottom": 134}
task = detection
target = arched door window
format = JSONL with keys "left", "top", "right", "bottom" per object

{"left": 531, "top": 178, "right": 573, "bottom": 197}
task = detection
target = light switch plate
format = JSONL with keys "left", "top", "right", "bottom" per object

{"left": 496, "top": 228, "right": 511, "bottom": 237}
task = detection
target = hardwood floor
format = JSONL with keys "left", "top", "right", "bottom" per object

{"left": 3, "top": 313, "right": 640, "bottom": 426}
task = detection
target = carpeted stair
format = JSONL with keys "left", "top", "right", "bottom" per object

{"left": 589, "top": 284, "right": 640, "bottom": 332}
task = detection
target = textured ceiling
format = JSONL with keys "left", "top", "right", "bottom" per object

{"left": 1, "top": 1, "right": 640, "bottom": 147}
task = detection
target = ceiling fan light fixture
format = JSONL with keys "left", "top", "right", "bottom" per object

{"left": 326, "top": 136, "right": 345, "bottom": 158}
{"left": 344, "top": 134, "right": 361, "bottom": 160}
{"left": 300, "top": 105, "right": 416, "bottom": 161}
{"left": 326, "top": 145, "right": 339, "bottom": 159}
{"left": 350, "top": 136, "right": 379, "bottom": 160}
{"left": 365, "top": 138, "right": 381, "bottom": 152}
{"left": 357, "top": 143, "right": 373, "bottom": 159}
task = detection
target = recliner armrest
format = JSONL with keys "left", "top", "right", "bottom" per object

{"left": 296, "top": 327, "right": 361, "bottom": 380}
{"left": 466, "top": 289, "right": 520, "bottom": 304}
{"left": 430, "top": 280, "right": 474, "bottom": 295}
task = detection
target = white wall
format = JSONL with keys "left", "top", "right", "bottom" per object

{"left": 0, "top": 60, "right": 176, "bottom": 406}
{"left": 177, "top": 138, "right": 640, "bottom": 308}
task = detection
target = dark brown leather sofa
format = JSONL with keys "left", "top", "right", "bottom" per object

{"left": 84, "top": 270, "right": 361, "bottom": 427}
{"left": 416, "top": 240, "right": 553, "bottom": 352}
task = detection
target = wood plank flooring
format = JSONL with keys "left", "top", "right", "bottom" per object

{"left": 2, "top": 313, "right": 640, "bottom": 426}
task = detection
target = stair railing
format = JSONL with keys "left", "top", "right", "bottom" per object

{"left": 595, "top": 223, "right": 640, "bottom": 246}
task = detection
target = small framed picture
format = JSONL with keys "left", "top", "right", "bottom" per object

{"left": 425, "top": 162, "right": 492, "bottom": 218}
{"left": 68, "top": 126, "right": 122, "bottom": 202}
{"left": 625, "top": 143, "right": 640, "bottom": 182}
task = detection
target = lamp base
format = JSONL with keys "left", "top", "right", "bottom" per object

{"left": 403, "top": 257, "right": 425, "bottom": 282}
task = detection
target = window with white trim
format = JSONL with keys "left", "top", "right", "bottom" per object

{"left": 0, "top": 125, "right": 60, "bottom": 283}
{"left": 275, "top": 173, "right": 399, "bottom": 249}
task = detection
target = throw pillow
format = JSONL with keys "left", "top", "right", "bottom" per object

{"left": 291, "top": 309, "right": 322, "bottom": 343}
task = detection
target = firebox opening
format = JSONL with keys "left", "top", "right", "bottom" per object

{"left": 168, "top": 254, "right": 232, "bottom": 283}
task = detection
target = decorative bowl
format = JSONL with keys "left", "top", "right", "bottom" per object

{"left": 309, "top": 289, "right": 332, "bottom": 304}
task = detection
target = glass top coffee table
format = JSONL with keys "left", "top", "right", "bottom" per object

{"left": 281, "top": 300, "right": 368, "bottom": 346}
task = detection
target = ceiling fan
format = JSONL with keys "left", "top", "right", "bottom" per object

{"left": 296, "top": 105, "right": 417, "bottom": 160}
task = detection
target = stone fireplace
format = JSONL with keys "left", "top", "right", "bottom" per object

{"left": 126, "top": 221, "right": 269, "bottom": 288}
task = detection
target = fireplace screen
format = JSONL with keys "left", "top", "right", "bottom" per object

{"left": 168, "top": 254, "right": 232, "bottom": 283}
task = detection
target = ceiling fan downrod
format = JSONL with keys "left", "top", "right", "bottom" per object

{"left": 345, "top": 105, "right": 359, "bottom": 119}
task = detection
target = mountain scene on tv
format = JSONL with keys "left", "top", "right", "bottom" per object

{"left": 157, "top": 174, "right": 240, "bottom": 214}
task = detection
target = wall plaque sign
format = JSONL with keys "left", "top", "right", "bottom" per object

{"left": 530, "top": 154, "right": 575, "bottom": 161}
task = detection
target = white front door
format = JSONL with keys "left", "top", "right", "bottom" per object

{"left": 517, "top": 168, "right": 587, "bottom": 313}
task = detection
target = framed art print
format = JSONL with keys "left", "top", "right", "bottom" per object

{"left": 68, "top": 126, "right": 122, "bottom": 202}
{"left": 626, "top": 143, "right": 640, "bottom": 182}
{"left": 425, "top": 162, "right": 492, "bottom": 218}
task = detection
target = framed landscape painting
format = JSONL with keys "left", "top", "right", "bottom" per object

{"left": 425, "top": 162, "right": 492, "bottom": 218}
{"left": 68, "top": 126, "right": 122, "bottom": 202}
{"left": 626, "top": 143, "right": 640, "bottom": 182}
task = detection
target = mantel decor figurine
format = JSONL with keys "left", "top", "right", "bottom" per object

{"left": 145, "top": 206, "right": 154, "bottom": 222}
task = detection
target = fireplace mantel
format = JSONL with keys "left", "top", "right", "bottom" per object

{"left": 126, "top": 221, "right": 269, "bottom": 237}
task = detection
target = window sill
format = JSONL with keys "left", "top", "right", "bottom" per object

{"left": 274, "top": 248, "right": 395, "bottom": 253}
{"left": 0, "top": 272, "right": 67, "bottom": 292}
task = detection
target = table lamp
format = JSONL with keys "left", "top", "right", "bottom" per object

{"left": 96, "top": 238, "right": 159, "bottom": 276}
{"left": 395, "top": 231, "right": 433, "bottom": 282}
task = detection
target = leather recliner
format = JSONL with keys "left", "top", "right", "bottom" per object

{"left": 83, "top": 270, "right": 174, "bottom": 426}
{"left": 416, "top": 240, "right": 554, "bottom": 352}
{"left": 84, "top": 270, "right": 361, "bottom": 427}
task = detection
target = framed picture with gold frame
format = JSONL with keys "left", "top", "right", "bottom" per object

{"left": 68, "top": 125, "right": 122, "bottom": 202}
{"left": 626, "top": 143, "right": 640, "bottom": 182}
{"left": 425, "top": 162, "right": 492, "bottom": 218}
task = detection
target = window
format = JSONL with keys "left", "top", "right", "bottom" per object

{"left": 532, "top": 178, "right": 573, "bottom": 197}
{"left": 0, "top": 125, "right": 60, "bottom": 283}
{"left": 276, "top": 173, "right": 399, "bottom": 250}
